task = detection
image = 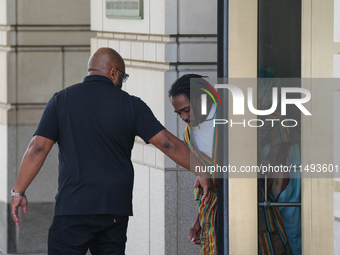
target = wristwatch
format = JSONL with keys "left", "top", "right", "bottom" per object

{"left": 11, "top": 188, "right": 25, "bottom": 197}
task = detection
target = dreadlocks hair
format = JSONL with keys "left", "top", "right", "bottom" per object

{"left": 168, "top": 74, "right": 214, "bottom": 122}
{"left": 168, "top": 74, "right": 209, "bottom": 100}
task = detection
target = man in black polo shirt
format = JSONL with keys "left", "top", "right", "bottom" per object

{"left": 10, "top": 47, "right": 212, "bottom": 254}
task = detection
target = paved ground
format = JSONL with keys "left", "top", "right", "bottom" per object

{"left": 1, "top": 220, "right": 340, "bottom": 254}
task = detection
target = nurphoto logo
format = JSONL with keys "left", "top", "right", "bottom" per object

{"left": 200, "top": 84, "right": 312, "bottom": 128}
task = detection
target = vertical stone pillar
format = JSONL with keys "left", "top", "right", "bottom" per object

{"left": 0, "top": 0, "right": 94, "bottom": 253}
{"left": 301, "top": 0, "right": 340, "bottom": 254}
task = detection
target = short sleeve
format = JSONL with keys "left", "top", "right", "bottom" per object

{"left": 135, "top": 99, "right": 165, "bottom": 143}
{"left": 34, "top": 95, "right": 59, "bottom": 142}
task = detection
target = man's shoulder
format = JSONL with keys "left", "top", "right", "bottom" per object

{"left": 49, "top": 83, "right": 81, "bottom": 99}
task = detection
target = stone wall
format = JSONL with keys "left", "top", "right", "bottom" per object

{"left": 0, "top": 0, "right": 94, "bottom": 253}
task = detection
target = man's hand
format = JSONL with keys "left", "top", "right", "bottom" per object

{"left": 194, "top": 176, "right": 213, "bottom": 206}
{"left": 10, "top": 135, "right": 54, "bottom": 227}
{"left": 189, "top": 215, "right": 201, "bottom": 245}
{"left": 11, "top": 196, "right": 28, "bottom": 227}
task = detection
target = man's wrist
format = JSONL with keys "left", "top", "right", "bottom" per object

{"left": 11, "top": 188, "right": 25, "bottom": 197}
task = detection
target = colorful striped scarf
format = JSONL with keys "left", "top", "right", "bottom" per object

{"left": 184, "top": 125, "right": 218, "bottom": 255}
{"left": 259, "top": 180, "right": 291, "bottom": 255}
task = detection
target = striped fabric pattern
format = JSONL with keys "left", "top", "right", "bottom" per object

{"left": 259, "top": 180, "right": 291, "bottom": 255}
{"left": 184, "top": 125, "right": 218, "bottom": 255}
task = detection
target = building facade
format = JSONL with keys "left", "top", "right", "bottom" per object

{"left": 0, "top": 0, "right": 339, "bottom": 254}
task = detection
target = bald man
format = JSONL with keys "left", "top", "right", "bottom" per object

{"left": 10, "top": 47, "right": 212, "bottom": 255}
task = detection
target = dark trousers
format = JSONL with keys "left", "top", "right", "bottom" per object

{"left": 48, "top": 214, "right": 129, "bottom": 255}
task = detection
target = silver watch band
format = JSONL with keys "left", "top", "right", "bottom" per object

{"left": 11, "top": 188, "right": 25, "bottom": 197}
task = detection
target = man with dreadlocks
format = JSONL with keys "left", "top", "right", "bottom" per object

{"left": 169, "top": 74, "right": 218, "bottom": 255}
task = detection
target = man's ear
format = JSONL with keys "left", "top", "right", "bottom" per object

{"left": 109, "top": 68, "right": 115, "bottom": 81}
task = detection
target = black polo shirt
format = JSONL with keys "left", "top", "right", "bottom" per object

{"left": 34, "top": 75, "right": 165, "bottom": 216}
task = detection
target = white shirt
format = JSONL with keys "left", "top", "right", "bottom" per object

{"left": 191, "top": 104, "right": 216, "bottom": 158}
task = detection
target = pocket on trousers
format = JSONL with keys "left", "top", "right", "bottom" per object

{"left": 60, "top": 215, "right": 96, "bottom": 247}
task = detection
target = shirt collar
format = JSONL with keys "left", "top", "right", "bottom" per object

{"left": 83, "top": 75, "right": 114, "bottom": 86}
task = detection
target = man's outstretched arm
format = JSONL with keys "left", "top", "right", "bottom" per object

{"left": 149, "top": 129, "right": 213, "bottom": 205}
{"left": 11, "top": 135, "right": 54, "bottom": 227}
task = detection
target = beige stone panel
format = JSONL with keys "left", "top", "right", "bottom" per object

{"left": 113, "top": 33, "right": 124, "bottom": 39}
{"left": 0, "top": 50, "right": 8, "bottom": 104}
{"left": 0, "top": 124, "right": 7, "bottom": 203}
{"left": 178, "top": 0, "right": 217, "bottom": 35}
{"left": 0, "top": 105, "right": 9, "bottom": 125}
{"left": 178, "top": 42, "right": 217, "bottom": 63}
{"left": 221, "top": 5, "right": 253, "bottom": 247}
{"left": 164, "top": 0, "right": 177, "bottom": 34}
{"left": 131, "top": 141, "right": 143, "bottom": 162}
{"left": 300, "top": 79, "right": 340, "bottom": 254}
{"left": 125, "top": 67, "right": 165, "bottom": 123}
{"left": 102, "top": 32, "right": 114, "bottom": 38}
{"left": 64, "top": 51, "right": 90, "bottom": 88}
{"left": 301, "top": 79, "right": 312, "bottom": 255}
{"left": 125, "top": 34, "right": 136, "bottom": 40}
{"left": 143, "top": 144, "right": 156, "bottom": 166}
{"left": 17, "top": 31, "right": 94, "bottom": 46}
{"left": 335, "top": 181, "right": 340, "bottom": 191}
{"left": 0, "top": 49, "right": 15, "bottom": 104}
{"left": 311, "top": 178, "right": 334, "bottom": 254}
{"left": 17, "top": 51, "right": 63, "bottom": 103}
{"left": 164, "top": 70, "right": 177, "bottom": 132}
{"left": 150, "top": 167, "right": 165, "bottom": 255}
{"left": 310, "top": 0, "right": 337, "bottom": 77}
{"left": 144, "top": 42, "right": 156, "bottom": 62}
{"left": 90, "top": 37, "right": 98, "bottom": 53}
{"left": 7, "top": 108, "right": 15, "bottom": 126}
{"left": 308, "top": 82, "right": 336, "bottom": 254}
{"left": 164, "top": 42, "right": 177, "bottom": 63}
{"left": 7, "top": 50, "right": 16, "bottom": 104}
{"left": 0, "top": 28, "right": 15, "bottom": 46}
{"left": 164, "top": 70, "right": 178, "bottom": 169}
{"left": 0, "top": 1, "right": 7, "bottom": 25}
{"left": 0, "top": 0, "right": 16, "bottom": 25}
{"left": 149, "top": 36, "right": 162, "bottom": 42}
{"left": 102, "top": 0, "right": 150, "bottom": 34}
{"left": 97, "top": 38, "right": 109, "bottom": 48}
{"left": 334, "top": 190, "right": 340, "bottom": 218}
{"left": 17, "top": 108, "right": 44, "bottom": 126}
{"left": 334, "top": 54, "right": 340, "bottom": 77}
{"left": 126, "top": 163, "right": 150, "bottom": 255}
{"left": 335, "top": 0, "right": 340, "bottom": 42}
{"left": 91, "top": 0, "right": 103, "bottom": 31}
{"left": 150, "top": 0, "right": 165, "bottom": 35}
{"left": 108, "top": 39, "right": 120, "bottom": 52}
{"left": 311, "top": 84, "right": 333, "bottom": 166}
{"left": 155, "top": 149, "right": 164, "bottom": 168}
{"left": 17, "top": 0, "right": 91, "bottom": 25}
{"left": 137, "top": 35, "right": 149, "bottom": 41}
{"left": 228, "top": 80, "right": 258, "bottom": 255}
{"left": 131, "top": 41, "right": 143, "bottom": 61}
{"left": 229, "top": 0, "right": 257, "bottom": 78}
{"left": 90, "top": 0, "right": 105, "bottom": 31}
{"left": 120, "top": 40, "right": 131, "bottom": 59}
{"left": 0, "top": 30, "right": 4, "bottom": 45}
{"left": 156, "top": 43, "right": 165, "bottom": 63}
